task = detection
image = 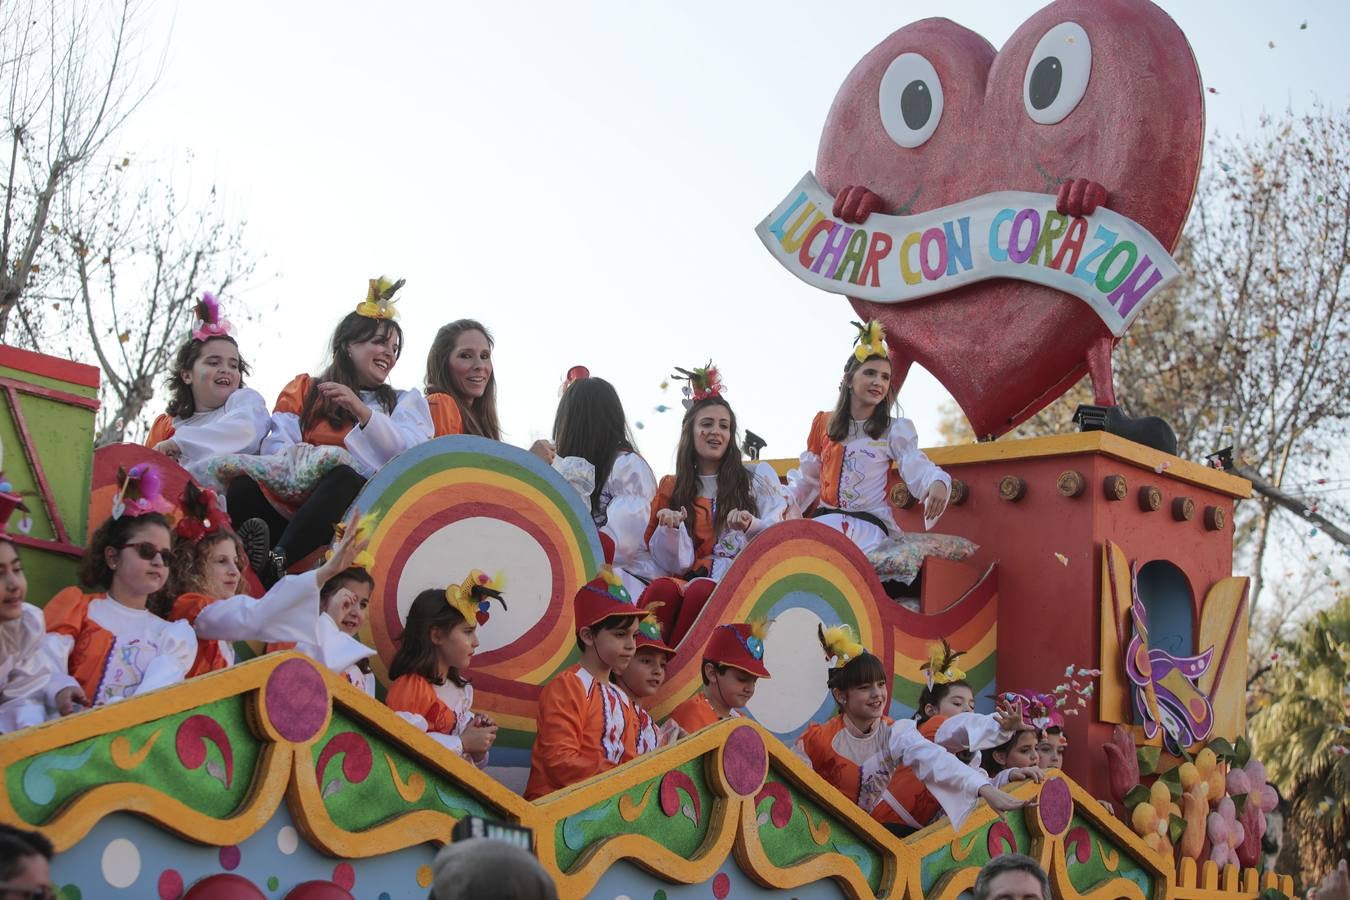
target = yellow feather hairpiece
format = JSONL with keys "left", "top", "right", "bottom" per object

{"left": 324, "top": 512, "right": 377, "bottom": 571}
{"left": 919, "top": 637, "right": 967, "bottom": 689}
{"left": 851, "top": 319, "right": 888, "bottom": 363}
{"left": 817, "top": 623, "right": 867, "bottom": 669}
{"left": 355, "top": 276, "right": 405, "bottom": 320}
{"left": 446, "top": 569, "right": 507, "bottom": 625}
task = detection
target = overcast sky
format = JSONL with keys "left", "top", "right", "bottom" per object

{"left": 111, "top": 0, "right": 1349, "bottom": 473}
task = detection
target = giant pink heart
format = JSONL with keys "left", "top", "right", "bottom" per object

{"left": 816, "top": 0, "right": 1202, "bottom": 438}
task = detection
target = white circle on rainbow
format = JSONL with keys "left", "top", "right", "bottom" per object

{"left": 397, "top": 518, "right": 551, "bottom": 652}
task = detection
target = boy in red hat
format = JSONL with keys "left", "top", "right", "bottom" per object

{"left": 616, "top": 607, "right": 680, "bottom": 758}
{"left": 668, "top": 620, "right": 769, "bottom": 733}
{"left": 524, "top": 567, "right": 647, "bottom": 800}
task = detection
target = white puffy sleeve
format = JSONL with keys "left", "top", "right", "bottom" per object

{"left": 552, "top": 455, "right": 596, "bottom": 502}
{"left": 296, "top": 612, "right": 376, "bottom": 674}
{"left": 858, "top": 719, "right": 992, "bottom": 831}
{"left": 602, "top": 453, "right": 659, "bottom": 576}
{"left": 40, "top": 632, "right": 78, "bottom": 706}
{"left": 786, "top": 450, "right": 821, "bottom": 512}
{"left": 889, "top": 418, "right": 950, "bottom": 525}
{"left": 260, "top": 411, "right": 303, "bottom": 455}
{"left": 173, "top": 387, "right": 272, "bottom": 462}
{"left": 132, "top": 620, "right": 198, "bottom": 697}
{"left": 344, "top": 388, "right": 433, "bottom": 474}
{"left": 746, "top": 462, "right": 790, "bottom": 536}
{"left": 647, "top": 518, "right": 695, "bottom": 576}
{"left": 192, "top": 572, "right": 322, "bottom": 645}
{"left": 934, "top": 711, "right": 1012, "bottom": 755}
{"left": 0, "top": 605, "right": 53, "bottom": 732}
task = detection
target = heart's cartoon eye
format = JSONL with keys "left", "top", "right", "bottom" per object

{"left": 1022, "top": 22, "right": 1092, "bottom": 125}
{"left": 878, "top": 52, "right": 944, "bottom": 148}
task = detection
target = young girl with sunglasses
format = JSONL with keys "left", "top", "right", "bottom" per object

{"left": 220, "top": 278, "right": 432, "bottom": 584}
{"left": 43, "top": 465, "right": 197, "bottom": 708}
{"left": 145, "top": 294, "right": 269, "bottom": 486}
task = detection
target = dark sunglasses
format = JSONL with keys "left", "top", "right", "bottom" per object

{"left": 0, "top": 885, "right": 58, "bottom": 900}
{"left": 118, "top": 542, "right": 175, "bottom": 566}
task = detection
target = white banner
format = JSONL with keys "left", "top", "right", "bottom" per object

{"left": 755, "top": 172, "right": 1180, "bottom": 337}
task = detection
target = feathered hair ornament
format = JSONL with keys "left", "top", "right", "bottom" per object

{"left": 817, "top": 623, "right": 868, "bottom": 669}
{"left": 323, "top": 512, "right": 377, "bottom": 571}
{"left": 671, "top": 361, "right": 725, "bottom": 410}
{"left": 191, "top": 292, "right": 233, "bottom": 342}
{"left": 741, "top": 617, "right": 771, "bottom": 661}
{"left": 920, "top": 638, "right": 967, "bottom": 690}
{"left": 558, "top": 364, "right": 590, "bottom": 397}
{"left": 355, "top": 276, "right": 405, "bottom": 320}
{"left": 851, "top": 319, "right": 888, "bottom": 363}
{"left": 446, "top": 569, "right": 507, "bottom": 626}
{"left": 637, "top": 602, "right": 664, "bottom": 641}
{"left": 174, "top": 482, "right": 230, "bottom": 542}
{"left": 111, "top": 463, "right": 173, "bottom": 520}
{"left": 595, "top": 564, "right": 633, "bottom": 604}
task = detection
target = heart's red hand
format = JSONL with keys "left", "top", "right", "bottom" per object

{"left": 832, "top": 185, "right": 888, "bottom": 223}
{"left": 1056, "top": 179, "right": 1109, "bottom": 217}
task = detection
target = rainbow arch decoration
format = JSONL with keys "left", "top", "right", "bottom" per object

{"left": 349, "top": 436, "right": 604, "bottom": 767}
{"left": 645, "top": 521, "right": 999, "bottom": 747}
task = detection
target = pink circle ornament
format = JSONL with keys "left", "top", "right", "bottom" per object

{"left": 1038, "top": 776, "right": 1074, "bottom": 837}
{"left": 721, "top": 724, "right": 768, "bottom": 797}
{"left": 264, "top": 658, "right": 329, "bottom": 743}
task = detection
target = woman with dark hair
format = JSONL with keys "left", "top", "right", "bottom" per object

{"left": 787, "top": 320, "right": 953, "bottom": 578}
{"left": 641, "top": 362, "right": 790, "bottom": 644}
{"left": 145, "top": 293, "right": 269, "bottom": 485}
{"left": 533, "top": 374, "right": 661, "bottom": 598}
{"left": 424, "top": 319, "right": 501, "bottom": 439}
{"left": 222, "top": 277, "right": 432, "bottom": 584}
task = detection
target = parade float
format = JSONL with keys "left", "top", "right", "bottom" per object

{"left": 0, "top": 1, "right": 1298, "bottom": 897}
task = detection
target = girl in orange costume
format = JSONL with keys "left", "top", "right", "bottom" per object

{"left": 385, "top": 571, "right": 504, "bottom": 764}
{"left": 223, "top": 277, "right": 432, "bottom": 584}
{"left": 164, "top": 485, "right": 368, "bottom": 678}
{"left": 643, "top": 363, "right": 790, "bottom": 645}
{"left": 424, "top": 319, "right": 501, "bottom": 439}
{"left": 145, "top": 293, "right": 269, "bottom": 486}
{"left": 795, "top": 626, "right": 1025, "bottom": 835}
{"left": 786, "top": 321, "right": 952, "bottom": 581}
{"left": 525, "top": 568, "right": 646, "bottom": 800}
{"left": 43, "top": 465, "right": 196, "bottom": 707}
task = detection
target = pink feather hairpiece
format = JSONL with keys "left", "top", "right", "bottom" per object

{"left": 112, "top": 463, "right": 174, "bottom": 520}
{"left": 191, "top": 292, "right": 233, "bottom": 342}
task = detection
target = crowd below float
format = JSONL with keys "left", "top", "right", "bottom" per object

{"left": 1, "top": 277, "right": 1082, "bottom": 835}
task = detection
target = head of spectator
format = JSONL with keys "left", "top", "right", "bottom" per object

{"left": 430, "top": 837, "right": 557, "bottom": 900}
{"left": 0, "top": 824, "right": 55, "bottom": 900}
{"left": 973, "top": 853, "right": 1049, "bottom": 900}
